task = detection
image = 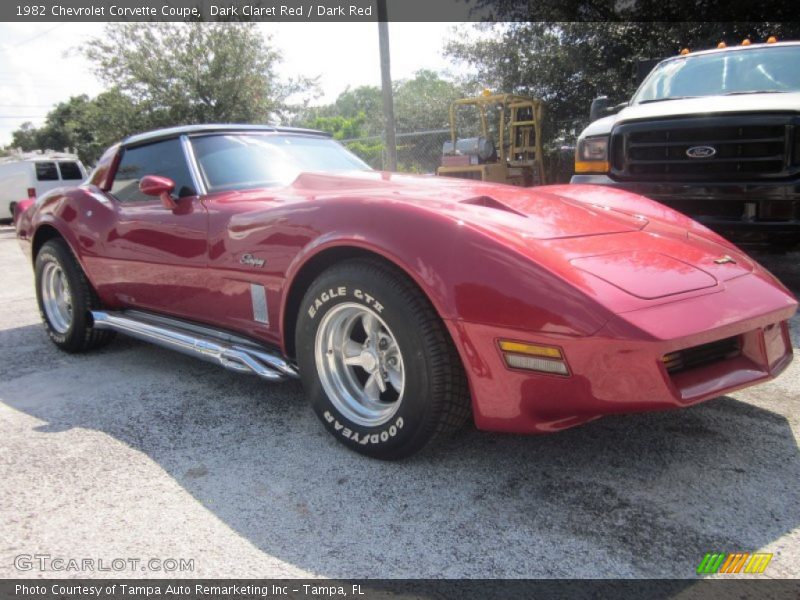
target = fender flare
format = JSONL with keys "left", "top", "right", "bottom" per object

{"left": 278, "top": 233, "right": 456, "bottom": 357}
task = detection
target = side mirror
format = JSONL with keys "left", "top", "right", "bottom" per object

{"left": 589, "top": 96, "right": 611, "bottom": 123}
{"left": 139, "top": 175, "right": 177, "bottom": 210}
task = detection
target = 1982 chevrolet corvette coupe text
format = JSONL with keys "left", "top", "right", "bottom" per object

{"left": 15, "top": 124, "right": 797, "bottom": 459}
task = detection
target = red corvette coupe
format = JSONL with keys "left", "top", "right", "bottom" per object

{"left": 15, "top": 125, "right": 797, "bottom": 459}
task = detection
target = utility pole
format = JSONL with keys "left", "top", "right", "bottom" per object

{"left": 377, "top": 0, "right": 397, "bottom": 171}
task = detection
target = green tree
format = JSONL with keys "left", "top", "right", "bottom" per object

{"left": 302, "top": 71, "right": 464, "bottom": 136}
{"left": 307, "top": 114, "right": 383, "bottom": 168}
{"left": 78, "top": 88, "right": 146, "bottom": 161}
{"left": 82, "top": 22, "right": 315, "bottom": 127}
{"left": 10, "top": 122, "right": 40, "bottom": 152}
{"left": 34, "top": 95, "right": 94, "bottom": 155}
{"left": 315, "top": 86, "right": 384, "bottom": 136}
{"left": 7, "top": 89, "right": 144, "bottom": 164}
{"left": 393, "top": 69, "right": 464, "bottom": 132}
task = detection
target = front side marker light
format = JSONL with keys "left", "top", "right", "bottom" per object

{"left": 499, "top": 340, "right": 569, "bottom": 375}
{"left": 575, "top": 136, "right": 610, "bottom": 174}
{"left": 575, "top": 160, "right": 610, "bottom": 174}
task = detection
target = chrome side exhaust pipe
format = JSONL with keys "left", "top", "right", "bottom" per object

{"left": 91, "top": 310, "right": 298, "bottom": 381}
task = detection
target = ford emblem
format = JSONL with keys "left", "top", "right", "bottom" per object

{"left": 686, "top": 145, "right": 717, "bottom": 159}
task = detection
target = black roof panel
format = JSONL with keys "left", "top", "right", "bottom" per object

{"left": 122, "top": 123, "right": 330, "bottom": 146}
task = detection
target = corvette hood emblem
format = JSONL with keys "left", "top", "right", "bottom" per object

{"left": 240, "top": 253, "right": 265, "bottom": 268}
{"left": 714, "top": 255, "right": 736, "bottom": 265}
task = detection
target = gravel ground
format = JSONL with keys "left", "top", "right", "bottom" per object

{"left": 0, "top": 223, "right": 798, "bottom": 579}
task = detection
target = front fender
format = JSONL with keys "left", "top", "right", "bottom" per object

{"left": 278, "top": 198, "right": 611, "bottom": 352}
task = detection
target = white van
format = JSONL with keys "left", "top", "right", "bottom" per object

{"left": 0, "top": 153, "right": 88, "bottom": 222}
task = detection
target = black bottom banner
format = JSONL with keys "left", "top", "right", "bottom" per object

{"left": 2, "top": 579, "right": 800, "bottom": 600}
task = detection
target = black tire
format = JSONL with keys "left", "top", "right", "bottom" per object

{"left": 296, "top": 258, "right": 471, "bottom": 459}
{"left": 34, "top": 238, "right": 115, "bottom": 353}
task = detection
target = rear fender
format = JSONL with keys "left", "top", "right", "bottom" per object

{"left": 27, "top": 188, "right": 110, "bottom": 294}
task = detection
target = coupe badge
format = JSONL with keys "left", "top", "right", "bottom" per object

{"left": 714, "top": 255, "right": 737, "bottom": 265}
{"left": 240, "top": 253, "right": 265, "bottom": 268}
{"left": 686, "top": 145, "right": 717, "bottom": 159}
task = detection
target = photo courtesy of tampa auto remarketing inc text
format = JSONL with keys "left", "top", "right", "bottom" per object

{"left": 0, "top": 0, "right": 798, "bottom": 598}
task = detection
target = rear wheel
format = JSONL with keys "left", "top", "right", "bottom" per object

{"left": 296, "top": 259, "right": 471, "bottom": 459}
{"left": 35, "top": 238, "right": 114, "bottom": 352}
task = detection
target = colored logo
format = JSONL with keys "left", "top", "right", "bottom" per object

{"left": 697, "top": 552, "right": 773, "bottom": 575}
{"left": 686, "top": 145, "right": 717, "bottom": 159}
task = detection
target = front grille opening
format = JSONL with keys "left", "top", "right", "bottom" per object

{"left": 662, "top": 336, "right": 741, "bottom": 375}
{"left": 612, "top": 117, "right": 796, "bottom": 182}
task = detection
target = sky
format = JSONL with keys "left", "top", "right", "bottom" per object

{"left": 0, "top": 22, "right": 468, "bottom": 147}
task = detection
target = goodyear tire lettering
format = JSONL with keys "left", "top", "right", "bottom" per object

{"left": 322, "top": 411, "right": 404, "bottom": 445}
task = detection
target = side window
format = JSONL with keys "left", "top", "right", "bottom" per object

{"left": 35, "top": 162, "right": 59, "bottom": 181}
{"left": 57, "top": 161, "right": 83, "bottom": 180}
{"left": 110, "top": 138, "right": 196, "bottom": 203}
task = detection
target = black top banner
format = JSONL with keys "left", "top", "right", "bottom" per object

{"left": 2, "top": 0, "right": 800, "bottom": 22}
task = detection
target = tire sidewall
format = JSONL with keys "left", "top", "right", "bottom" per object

{"left": 296, "top": 265, "right": 436, "bottom": 458}
{"left": 35, "top": 241, "right": 87, "bottom": 348}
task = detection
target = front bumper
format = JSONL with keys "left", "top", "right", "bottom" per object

{"left": 447, "top": 273, "right": 797, "bottom": 434}
{"left": 570, "top": 174, "right": 800, "bottom": 245}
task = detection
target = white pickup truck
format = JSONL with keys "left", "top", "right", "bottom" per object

{"left": 572, "top": 40, "right": 800, "bottom": 247}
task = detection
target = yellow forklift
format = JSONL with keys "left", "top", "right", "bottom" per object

{"left": 437, "top": 91, "right": 546, "bottom": 186}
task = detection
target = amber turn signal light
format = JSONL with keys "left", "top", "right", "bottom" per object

{"left": 499, "top": 340, "right": 569, "bottom": 376}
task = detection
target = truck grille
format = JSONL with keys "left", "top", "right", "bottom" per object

{"left": 610, "top": 115, "right": 798, "bottom": 182}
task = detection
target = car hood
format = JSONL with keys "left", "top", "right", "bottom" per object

{"left": 286, "top": 172, "right": 767, "bottom": 306}
{"left": 231, "top": 171, "right": 768, "bottom": 310}
{"left": 286, "top": 171, "right": 647, "bottom": 240}
{"left": 581, "top": 91, "right": 800, "bottom": 137}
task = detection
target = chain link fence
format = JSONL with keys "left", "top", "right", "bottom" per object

{"left": 342, "top": 127, "right": 576, "bottom": 184}
{"left": 341, "top": 128, "right": 451, "bottom": 175}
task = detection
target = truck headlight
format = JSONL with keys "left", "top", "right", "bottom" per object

{"left": 575, "top": 136, "right": 610, "bottom": 173}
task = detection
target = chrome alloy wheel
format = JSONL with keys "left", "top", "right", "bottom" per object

{"left": 314, "top": 302, "right": 405, "bottom": 427}
{"left": 41, "top": 261, "right": 73, "bottom": 334}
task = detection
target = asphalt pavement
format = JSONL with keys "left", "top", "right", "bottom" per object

{"left": 1, "top": 224, "right": 798, "bottom": 579}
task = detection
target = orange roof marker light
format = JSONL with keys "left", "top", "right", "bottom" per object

{"left": 717, "top": 42, "right": 727, "bottom": 48}
{"left": 741, "top": 39, "right": 752, "bottom": 46}
{"left": 767, "top": 36, "right": 778, "bottom": 43}
{"left": 680, "top": 48, "right": 690, "bottom": 55}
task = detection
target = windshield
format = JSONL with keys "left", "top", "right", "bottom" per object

{"left": 190, "top": 133, "right": 371, "bottom": 192}
{"left": 632, "top": 46, "right": 800, "bottom": 104}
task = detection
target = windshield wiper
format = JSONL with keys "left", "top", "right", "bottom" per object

{"left": 721, "top": 90, "right": 789, "bottom": 95}
{"left": 637, "top": 96, "right": 698, "bottom": 104}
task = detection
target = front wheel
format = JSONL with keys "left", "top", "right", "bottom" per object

{"left": 296, "top": 259, "right": 470, "bottom": 459}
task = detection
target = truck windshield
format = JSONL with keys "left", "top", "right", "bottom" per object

{"left": 190, "top": 133, "right": 371, "bottom": 192}
{"left": 632, "top": 46, "right": 800, "bottom": 104}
